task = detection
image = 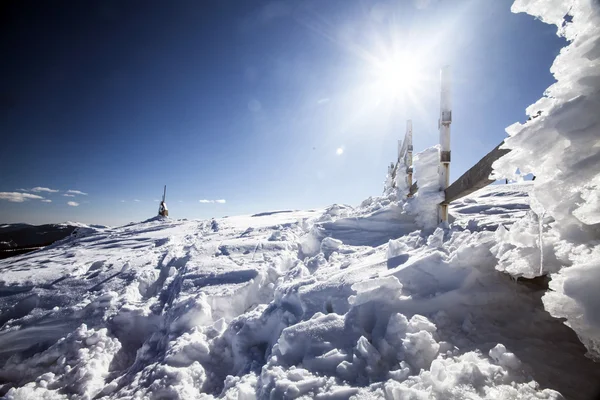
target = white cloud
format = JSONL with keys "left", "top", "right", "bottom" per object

{"left": 0, "top": 192, "right": 45, "bottom": 202}
{"left": 199, "top": 199, "right": 226, "bottom": 204}
{"left": 134, "top": 199, "right": 141, "bottom": 202}
{"left": 67, "top": 201, "right": 79, "bottom": 207}
{"left": 16, "top": 188, "right": 28, "bottom": 192}
{"left": 63, "top": 194, "right": 75, "bottom": 197}
{"left": 121, "top": 200, "right": 126, "bottom": 203}
{"left": 41, "top": 199, "right": 52, "bottom": 203}
{"left": 336, "top": 147, "right": 344, "bottom": 155}
{"left": 317, "top": 98, "right": 330, "bottom": 105}
{"left": 66, "top": 190, "right": 88, "bottom": 196}
{"left": 31, "top": 187, "right": 59, "bottom": 193}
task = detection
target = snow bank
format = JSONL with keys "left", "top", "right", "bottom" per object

{"left": 2, "top": 325, "right": 121, "bottom": 400}
{"left": 383, "top": 349, "right": 561, "bottom": 400}
{"left": 266, "top": 307, "right": 561, "bottom": 399}
{"left": 492, "top": 0, "right": 600, "bottom": 357}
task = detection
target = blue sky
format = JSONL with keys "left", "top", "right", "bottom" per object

{"left": 0, "top": 0, "right": 565, "bottom": 226}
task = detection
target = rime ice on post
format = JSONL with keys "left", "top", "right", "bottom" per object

{"left": 406, "top": 120, "right": 414, "bottom": 194}
{"left": 438, "top": 66, "right": 452, "bottom": 224}
{"left": 397, "top": 139, "right": 402, "bottom": 164}
{"left": 393, "top": 120, "right": 414, "bottom": 198}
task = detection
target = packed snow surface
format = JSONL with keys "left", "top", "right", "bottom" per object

{"left": 0, "top": 184, "right": 598, "bottom": 399}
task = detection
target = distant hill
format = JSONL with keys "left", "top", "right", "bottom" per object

{"left": 0, "top": 223, "right": 78, "bottom": 259}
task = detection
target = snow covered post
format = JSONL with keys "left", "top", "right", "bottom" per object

{"left": 438, "top": 66, "right": 452, "bottom": 224}
{"left": 406, "top": 120, "right": 414, "bottom": 195}
{"left": 397, "top": 139, "right": 402, "bottom": 163}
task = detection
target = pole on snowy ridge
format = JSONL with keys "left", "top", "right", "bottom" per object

{"left": 406, "top": 120, "right": 414, "bottom": 196}
{"left": 438, "top": 66, "right": 452, "bottom": 225}
{"left": 158, "top": 185, "right": 169, "bottom": 217}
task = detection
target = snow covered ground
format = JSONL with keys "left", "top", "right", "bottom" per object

{"left": 2, "top": 1, "right": 599, "bottom": 398}
{"left": 0, "top": 183, "right": 598, "bottom": 399}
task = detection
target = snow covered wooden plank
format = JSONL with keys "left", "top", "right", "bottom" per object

{"left": 443, "top": 140, "right": 511, "bottom": 204}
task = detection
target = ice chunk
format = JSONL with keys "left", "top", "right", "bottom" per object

{"left": 349, "top": 276, "right": 403, "bottom": 306}
{"left": 489, "top": 344, "right": 522, "bottom": 370}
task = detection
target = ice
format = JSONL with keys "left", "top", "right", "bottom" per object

{"left": 492, "top": 0, "right": 600, "bottom": 357}
{"left": 490, "top": 211, "right": 562, "bottom": 278}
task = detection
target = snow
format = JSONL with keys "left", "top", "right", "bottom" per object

{"left": 0, "top": 0, "right": 599, "bottom": 398}
{"left": 1, "top": 182, "right": 598, "bottom": 399}
{"left": 492, "top": 0, "right": 600, "bottom": 359}
{"left": 405, "top": 146, "right": 445, "bottom": 232}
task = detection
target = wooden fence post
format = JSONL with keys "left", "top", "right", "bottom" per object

{"left": 406, "top": 120, "right": 414, "bottom": 196}
{"left": 438, "top": 66, "right": 452, "bottom": 224}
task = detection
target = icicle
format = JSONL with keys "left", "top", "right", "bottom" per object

{"left": 538, "top": 211, "right": 545, "bottom": 276}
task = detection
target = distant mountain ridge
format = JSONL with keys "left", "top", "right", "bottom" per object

{"left": 0, "top": 223, "right": 80, "bottom": 259}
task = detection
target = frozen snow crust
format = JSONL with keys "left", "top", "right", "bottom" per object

{"left": 1, "top": 186, "right": 599, "bottom": 399}
{"left": 492, "top": 0, "right": 600, "bottom": 359}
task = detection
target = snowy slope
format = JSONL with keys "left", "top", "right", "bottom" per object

{"left": 450, "top": 182, "right": 533, "bottom": 231}
{"left": 0, "top": 185, "right": 598, "bottom": 400}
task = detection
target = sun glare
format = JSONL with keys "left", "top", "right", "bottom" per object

{"left": 372, "top": 54, "right": 423, "bottom": 99}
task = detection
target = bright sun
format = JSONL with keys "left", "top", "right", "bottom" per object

{"left": 371, "top": 54, "right": 423, "bottom": 99}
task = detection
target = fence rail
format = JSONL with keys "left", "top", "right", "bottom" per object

{"left": 443, "top": 141, "right": 511, "bottom": 204}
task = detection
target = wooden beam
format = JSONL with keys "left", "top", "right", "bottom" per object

{"left": 443, "top": 141, "right": 511, "bottom": 204}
